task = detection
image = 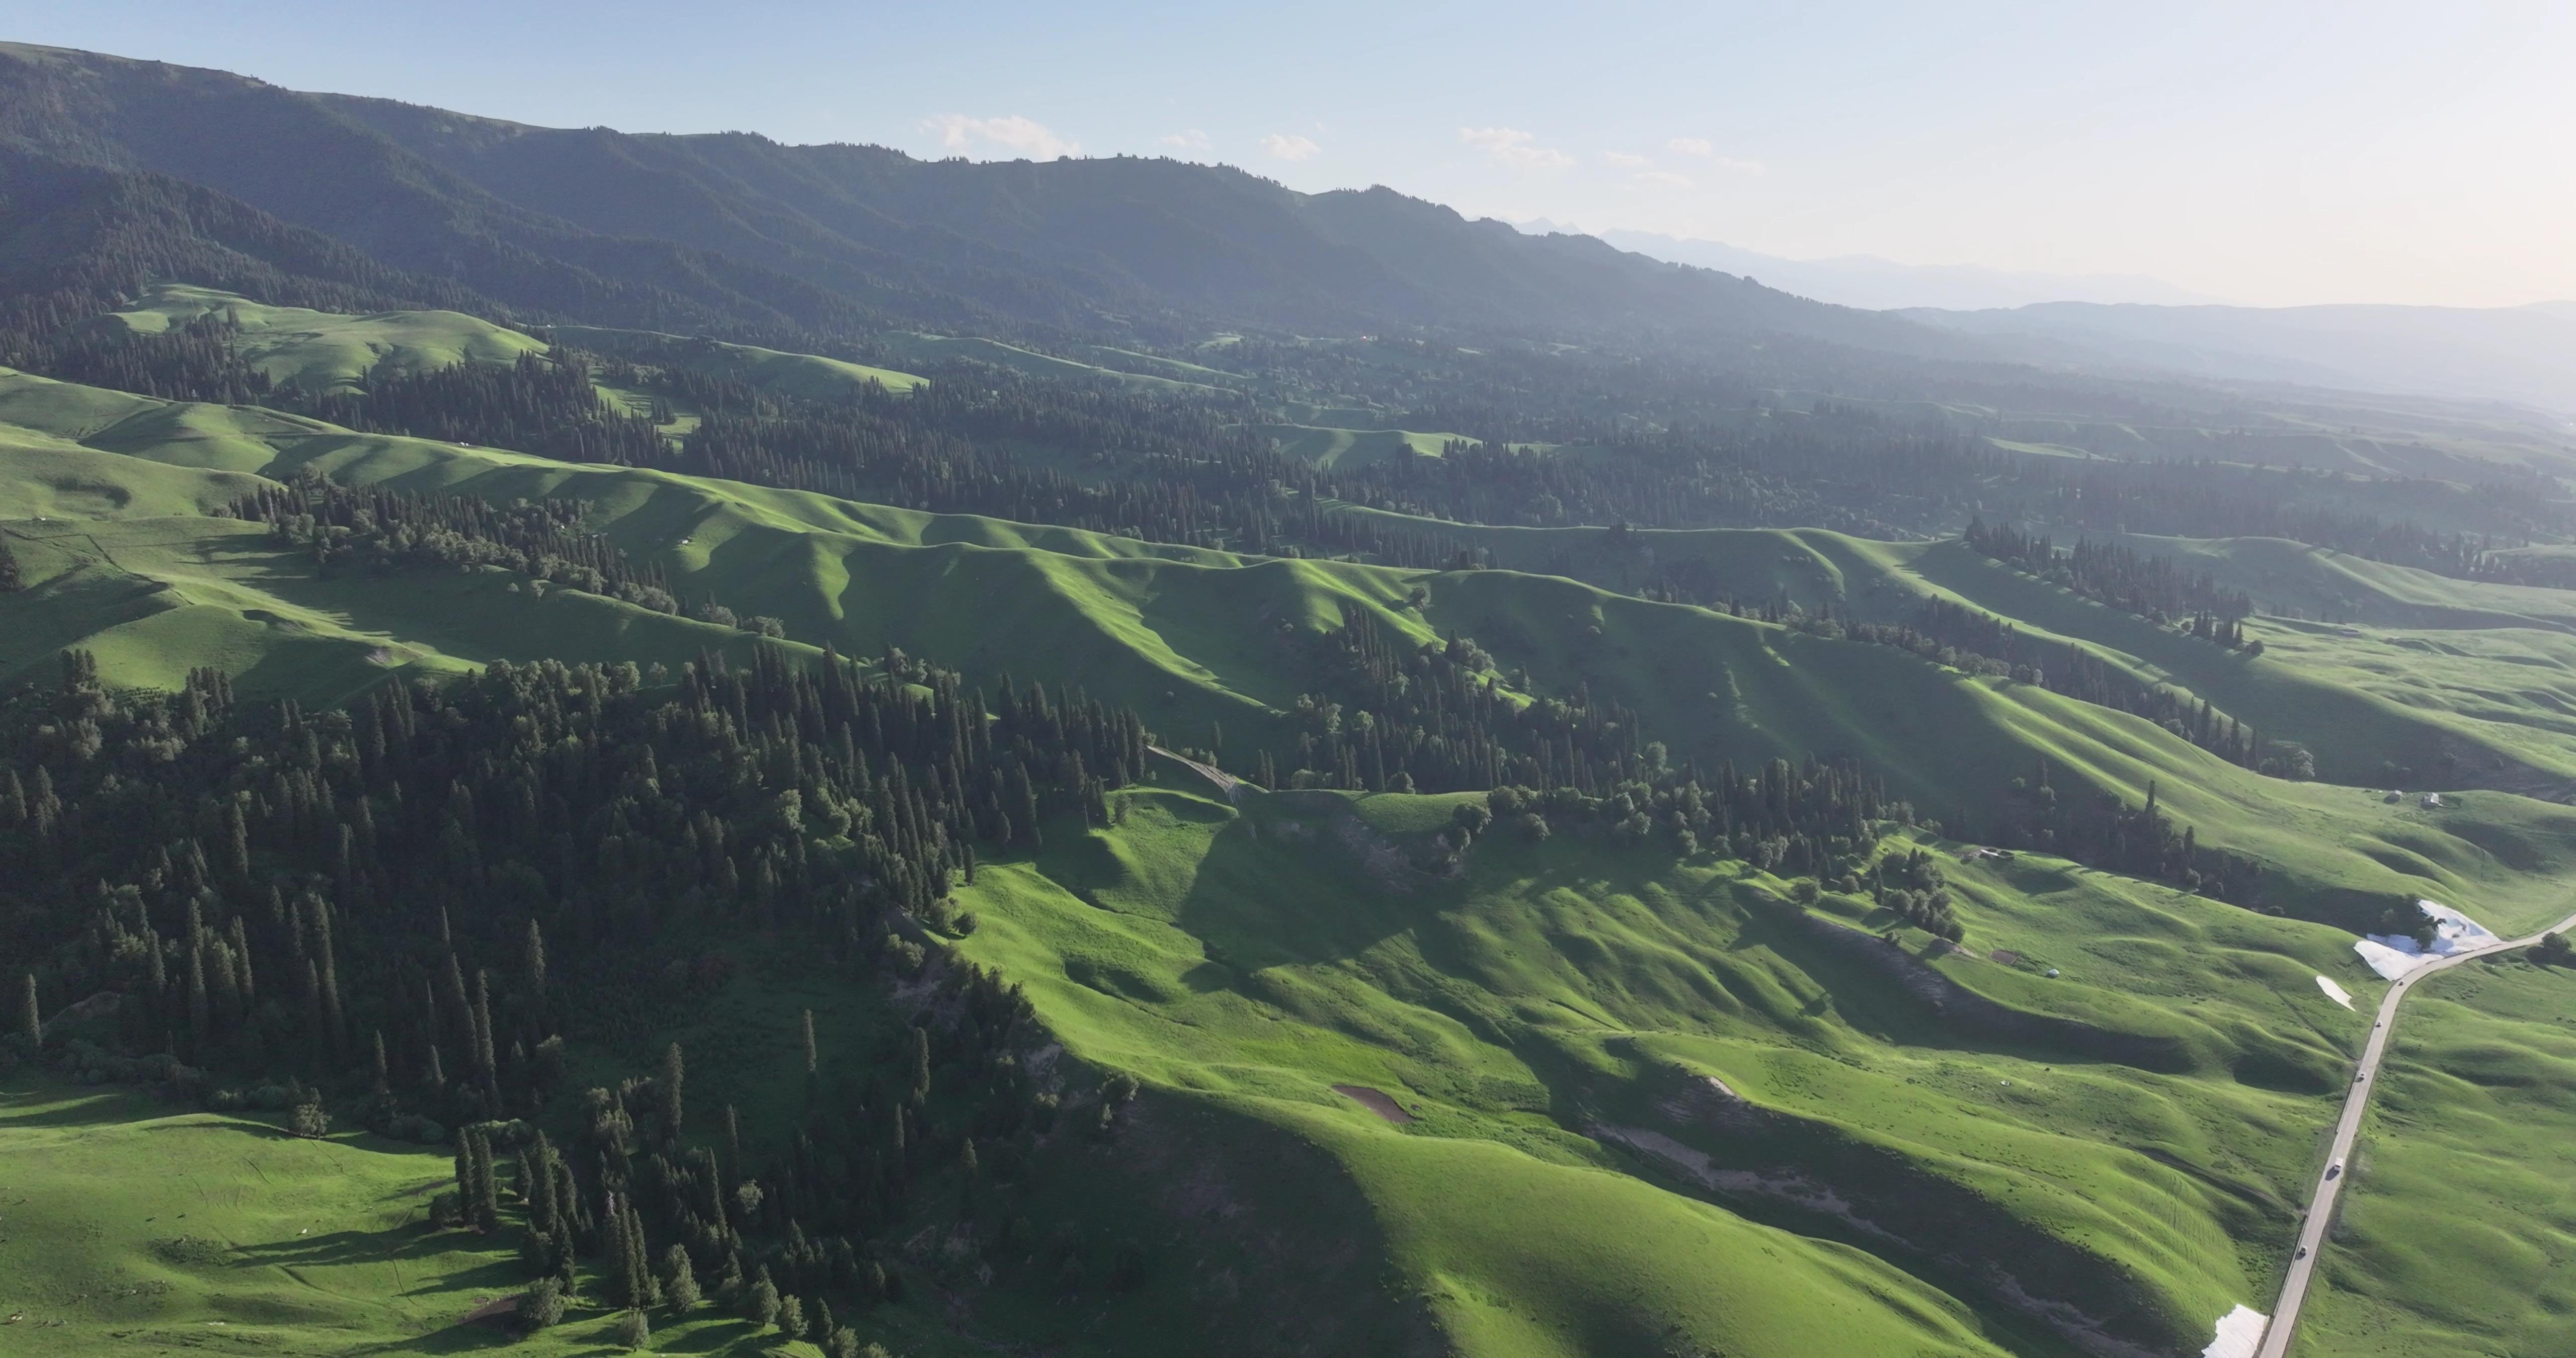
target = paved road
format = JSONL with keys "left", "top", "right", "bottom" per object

{"left": 2253, "top": 911, "right": 2576, "bottom": 1358}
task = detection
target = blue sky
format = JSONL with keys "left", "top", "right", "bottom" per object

{"left": 15, "top": 1, "right": 2574, "bottom": 306}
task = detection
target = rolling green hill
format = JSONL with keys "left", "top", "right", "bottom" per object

{"left": 8, "top": 352, "right": 2576, "bottom": 1358}
{"left": 2288, "top": 957, "right": 2576, "bottom": 1357}
{"left": 7, "top": 364, "right": 2575, "bottom": 939}
{"left": 103, "top": 282, "right": 547, "bottom": 393}
{"left": 1329, "top": 506, "right": 2576, "bottom": 798}
{"left": 951, "top": 782, "right": 2392, "bottom": 1355}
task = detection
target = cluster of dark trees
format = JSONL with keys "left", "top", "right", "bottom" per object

{"left": 300, "top": 351, "right": 671, "bottom": 466}
{"left": 1871, "top": 848, "right": 1963, "bottom": 942}
{"left": 1997, "top": 458, "right": 2574, "bottom": 588}
{"left": 22, "top": 309, "right": 280, "bottom": 405}
{"left": 0, "top": 637, "right": 1160, "bottom": 1339}
{"left": 1975, "top": 766, "right": 2256, "bottom": 901}
{"left": 225, "top": 477, "right": 685, "bottom": 615}
{"left": 1966, "top": 519, "right": 2256, "bottom": 636}
{"left": 1783, "top": 598, "right": 2264, "bottom": 768}
{"left": 1226, "top": 604, "right": 1909, "bottom": 866}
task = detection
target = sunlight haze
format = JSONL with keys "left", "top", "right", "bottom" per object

{"left": 14, "top": 0, "right": 2573, "bottom": 308}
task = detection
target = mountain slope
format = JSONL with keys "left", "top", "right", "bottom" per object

{"left": 0, "top": 42, "right": 1955, "bottom": 352}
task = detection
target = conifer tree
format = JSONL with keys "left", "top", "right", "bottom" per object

{"left": 661, "top": 1242, "right": 700, "bottom": 1312}
{"left": 658, "top": 1041, "right": 686, "bottom": 1143}
{"left": 523, "top": 918, "right": 547, "bottom": 1005}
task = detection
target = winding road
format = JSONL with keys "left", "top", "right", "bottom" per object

{"left": 2253, "top": 910, "right": 2576, "bottom": 1358}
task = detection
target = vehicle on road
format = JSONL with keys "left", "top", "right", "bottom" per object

{"left": 2326, "top": 1157, "right": 2345, "bottom": 1179}
{"left": 2295, "top": 1246, "right": 2308, "bottom": 1259}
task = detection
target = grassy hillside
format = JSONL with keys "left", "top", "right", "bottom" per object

{"left": 11, "top": 357, "right": 2576, "bottom": 1355}
{"left": 105, "top": 282, "right": 546, "bottom": 393}
{"left": 2288, "top": 957, "right": 2576, "bottom": 1357}
{"left": 951, "top": 783, "right": 2396, "bottom": 1355}
{"left": 9, "top": 367, "right": 2576, "bottom": 936}
{"left": 873, "top": 332, "right": 1229, "bottom": 396}
{"left": 555, "top": 324, "right": 926, "bottom": 396}
{"left": 1331, "top": 506, "right": 2576, "bottom": 797}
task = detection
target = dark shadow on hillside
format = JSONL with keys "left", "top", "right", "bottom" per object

{"left": 1151, "top": 798, "right": 1443, "bottom": 975}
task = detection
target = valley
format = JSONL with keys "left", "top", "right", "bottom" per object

{"left": 2, "top": 36, "right": 2572, "bottom": 1358}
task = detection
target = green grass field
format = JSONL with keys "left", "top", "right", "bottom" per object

{"left": 945, "top": 783, "right": 2408, "bottom": 1355}
{"left": 2289, "top": 956, "right": 2576, "bottom": 1357}
{"left": 10, "top": 314, "right": 2576, "bottom": 1356}
{"left": 9, "top": 365, "right": 2576, "bottom": 939}
{"left": 106, "top": 283, "right": 548, "bottom": 394}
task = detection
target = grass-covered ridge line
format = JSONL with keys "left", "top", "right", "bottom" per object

{"left": 952, "top": 780, "right": 2398, "bottom": 1353}
{"left": 105, "top": 282, "right": 548, "bottom": 394}
{"left": 8, "top": 364, "right": 2576, "bottom": 937}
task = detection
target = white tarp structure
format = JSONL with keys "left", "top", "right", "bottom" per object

{"left": 2202, "top": 1304, "right": 2267, "bottom": 1358}
{"left": 2312, "top": 975, "right": 2354, "bottom": 1009}
{"left": 2353, "top": 899, "right": 2499, "bottom": 980}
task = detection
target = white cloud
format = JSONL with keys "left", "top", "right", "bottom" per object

{"left": 1666, "top": 137, "right": 1765, "bottom": 174}
{"left": 1602, "top": 150, "right": 1651, "bottom": 168}
{"left": 1459, "top": 126, "right": 1575, "bottom": 170}
{"left": 1161, "top": 129, "right": 1212, "bottom": 152}
{"left": 924, "top": 114, "right": 1082, "bottom": 159}
{"left": 1260, "top": 133, "right": 1322, "bottom": 161}
{"left": 1633, "top": 169, "right": 1694, "bottom": 189}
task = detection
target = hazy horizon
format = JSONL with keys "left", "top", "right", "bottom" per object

{"left": 12, "top": 1, "right": 2573, "bottom": 310}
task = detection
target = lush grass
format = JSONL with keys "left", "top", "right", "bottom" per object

{"left": 554, "top": 324, "right": 926, "bottom": 396}
{"left": 0, "top": 1075, "right": 580, "bottom": 1355}
{"left": 0, "top": 512, "right": 814, "bottom": 705}
{"left": 950, "top": 786, "right": 2406, "bottom": 1354}
{"left": 2290, "top": 957, "right": 2576, "bottom": 1357}
{"left": 10, "top": 365, "right": 2575, "bottom": 933}
{"left": 873, "top": 332, "right": 1228, "bottom": 396}
{"left": 1253, "top": 423, "right": 1457, "bottom": 468}
{"left": 107, "top": 283, "right": 546, "bottom": 393}
{"left": 1335, "top": 506, "right": 2576, "bottom": 799}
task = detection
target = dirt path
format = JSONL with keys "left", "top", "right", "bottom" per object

{"left": 1149, "top": 746, "right": 1245, "bottom": 801}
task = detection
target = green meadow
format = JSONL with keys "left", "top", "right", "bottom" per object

{"left": 7, "top": 294, "right": 2575, "bottom": 1356}
{"left": 2290, "top": 957, "right": 2576, "bottom": 1357}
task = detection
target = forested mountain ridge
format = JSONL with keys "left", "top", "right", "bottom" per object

{"left": 0, "top": 42, "right": 1943, "bottom": 353}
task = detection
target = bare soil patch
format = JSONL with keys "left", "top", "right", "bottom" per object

{"left": 1332, "top": 1084, "right": 1416, "bottom": 1123}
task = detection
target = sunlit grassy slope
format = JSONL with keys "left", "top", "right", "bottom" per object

{"left": 554, "top": 324, "right": 926, "bottom": 396}
{"left": 105, "top": 283, "right": 546, "bottom": 393}
{"left": 0, "top": 1076, "right": 682, "bottom": 1356}
{"left": 12, "top": 340, "right": 2576, "bottom": 1355}
{"left": 8, "top": 366, "right": 2576, "bottom": 934}
{"left": 1335, "top": 505, "right": 2576, "bottom": 796}
{"left": 2289, "top": 957, "right": 2576, "bottom": 1358}
{"left": 951, "top": 784, "right": 2401, "bottom": 1354}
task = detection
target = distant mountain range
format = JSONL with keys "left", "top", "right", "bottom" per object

{"left": 1906, "top": 301, "right": 2576, "bottom": 417}
{"left": 1515, "top": 222, "right": 2220, "bottom": 311}
{"left": 6, "top": 40, "right": 2571, "bottom": 421}
{"left": 0, "top": 42, "right": 1937, "bottom": 356}
{"left": 1518, "top": 222, "right": 2576, "bottom": 416}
